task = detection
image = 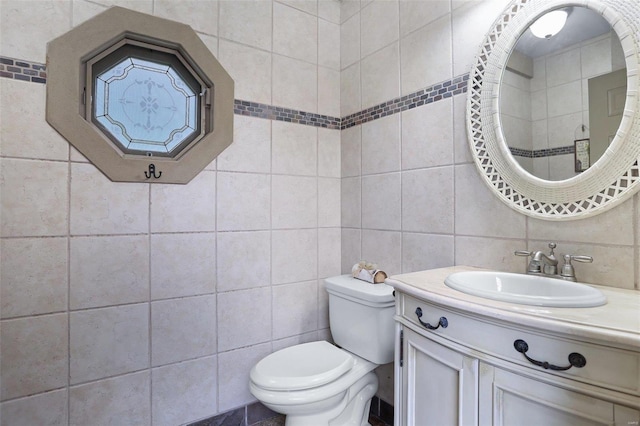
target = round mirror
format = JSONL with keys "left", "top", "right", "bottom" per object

{"left": 467, "top": 0, "right": 640, "bottom": 220}
{"left": 501, "top": 6, "right": 625, "bottom": 181}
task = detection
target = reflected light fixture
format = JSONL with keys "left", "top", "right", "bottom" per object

{"left": 530, "top": 10, "right": 568, "bottom": 39}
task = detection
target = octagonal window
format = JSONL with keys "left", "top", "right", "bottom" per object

{"left": 88, "top": 41, "right": 207, "bottom": 158}
{"left": 46, "top": 7, "right": 234, "bottom": 183}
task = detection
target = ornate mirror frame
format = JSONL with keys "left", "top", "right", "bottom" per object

{"left": 467, "top": 0, "right": 640, "bottom": 220}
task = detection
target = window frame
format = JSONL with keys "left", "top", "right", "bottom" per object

{"left": 46, "top": 7, "right": 234, "bottom": 184}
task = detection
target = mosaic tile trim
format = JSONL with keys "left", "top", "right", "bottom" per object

{"left": 0, "top": 55, "right": 468, "bottom": 131}
{"left": 340, "top": 74, "right": 469, "bottom": 130}
{"left": 0, "top": 56, "right": 47, "bottom": 84}
{"left": 510, "top": 145, "right": 575, "bottom": 158}
{"left": 234, "top": 99, "right": 341, "bottom": 130}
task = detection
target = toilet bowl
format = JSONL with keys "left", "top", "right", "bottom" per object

{"left": 249, "top": 275, "right": 396, "bottom": 426}
{"left": 249, "top": 341, "right": 378, "bottom": 426}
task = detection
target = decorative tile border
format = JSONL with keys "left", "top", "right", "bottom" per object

{"left": 234, "top": 99, "right": 341, "bottom": 130}
{"left": 0, "top": 56, "right": 47, "bottom": 84}
{"left": 0, "top": 55, "right": 468, "bottom": 131}
{"left": 341, "top": 74, "right": 469, "bottom": 129}
{"left": 510, "top": 145, "right": 575, "bottom": 158}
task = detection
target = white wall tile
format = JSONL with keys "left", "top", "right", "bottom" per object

{"left": 219, "top": 116, "right": 271, "bottom": 173}
{"left": 453, "top": 94, "right": 473, "bottom": 164}
{"left": 218, "top": 40, "right": 272, "bottom": 105}
{"left": 151, "top": 233, "right": 216, "bottom": 300}
{"left": 1, "top": 389, "right": 67, "bottom": 426}
{"left": 402, "top": 233, "right": 454, "bottom": 273}
{"left": 319, "top": 227, "right": 342, "bottom": 278}
{"left": 70, "top": 235, "right": 149, "bottom": 309}
{"left": 341, "top": 12, "right": 360, "bottom": 69}
{"left": 401, "top": 99, "right": 454, "bottom": 170}
{"left": 218, "top": 287, "right": 272, "bottom": 351}
{"left": 360, "top": 0, "right": 399, "bottom": 58}
{"left": 362, "top": 114, "right": 401, "bottom": 175}
{"left": 69, "top": 372, "right": 150, "bottom": 426}
{"left": 362, "top": 173, "right": 401, "bottom": 231}
{"left": 154, "top": 0, "right": 218, "bottom": 35}
{"left": 272, "top": 229, "right": 318, "bottom": 284}
{"left": 0, "top": 1, "right": 70, "bottom": 62}
{"left": 273, "top": 280, "right": 318, "bottom": 339}
{"left": 217, "top": 172, "right": 271, "bottom": 231}
{"left": 1, "top": 314, "right": 68, "bottom": 400}
{"left": 274, "top": 2, "right": 318, "bottom": 63}
{"left": 151, "top": 295, "right": 217, "bottom": 366}
{"left": 70, "top": 304, "right": 148, "bottom": 384}
{"left": 399, "top": 0, "right": 449, "bottom": 37}
{"left": 273, "top": 55, "right": 318, "bottom": 113}
{"left": 318, "top": 66, "right": 341, "bottom": 118}
{"left": 318, "top": 0, "right": 340, "bottom": 24}
{"left": 401, "top": 15, "right": 451, "bottom": 95}
{"left": 318, "top": 128, "right": 341, "bottom": 178}
{"left": 0, "top": 80, "right": 68, "bottom": 161}
{"left": 454, "top": 164, "right": 526, "bottom": 239}
{"left": 341, "top": 177, "right": 361, "bottom": 228}
{"left": 219, "top": 0, "right": 272, "bottom": 50}
{"left": 341, "top": 228, "right": 362, "bottom": 273}
{"left": 70, "top": 163, "right": 149, "bottom": 235}
{"left": 361, "top": 230, "right": 402, "bottom": 276}
{"left": 546, "top": 48, "right": 581, "bottom": 88}
{"left": 341, "top": 62, "right": 362, "bottom": 116}
{"left": 217, "top": 231, "right": 271, "bottom": 292}
{"left": 341, "top": 125, "right": 362, "bottom": 178}
{"left": 1, "top": 159, "right": 68, "bottom": 237}
{"left": 361, "top": 43, "right": 400, "bottom": 109}
{"left": 152, "top": 356, "right": 217, "bottom": 425}
{"left": 272, "top": 121, "right": 317, "bottom": 176}
{"left": 217, "top": 343, "right": 272, "bottom": 412}
{"left": 1, "top": 237, "right": 67, "bottom": 318}
{"left": 402, "top": 167, "right": 454, "bottom": 234}
{"left": 319, "top": 19, "right": 341, "bottom": 70}
{"left": 272, "top": 175, "right": 318, "bottom": 229}
{"left": 319, "top": 177, "right": 341, "bottom": 227}
{"left": 150, "top": 171, "right": 216, "bottom": 233}
{"left": 455, "top": 236, "right": 526, "bottom": 273}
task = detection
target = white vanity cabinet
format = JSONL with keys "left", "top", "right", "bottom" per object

{"left": 389, "top": 267, "right": 640, "bottom": 426}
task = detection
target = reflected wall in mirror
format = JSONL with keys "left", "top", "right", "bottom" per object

{"left": 500, "top": 6, "right": 626, "bottom": 181}
{"left": 467, "top": 0, "right": 640, "bottom": 220}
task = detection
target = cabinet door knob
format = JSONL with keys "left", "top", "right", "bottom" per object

{"left": 513, "top": 339, "right": 586, "bottom": 371}
{"left": 415, "top": 307, "right": 448, "bottom": 330}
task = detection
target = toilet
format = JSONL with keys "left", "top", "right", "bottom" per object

{"left": 249, "top": 275, "right": 395, "bottom": 426}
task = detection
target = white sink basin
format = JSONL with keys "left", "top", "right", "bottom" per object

{"left": 444, "top": 271, "right": 606, "bottom": 308}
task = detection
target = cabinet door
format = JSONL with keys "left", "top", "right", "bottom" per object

{"left": 479, "top": 363, "right": 617, "bottom": 426}
{"left": 401, "top": 328, "right": 479, "bottom": 426}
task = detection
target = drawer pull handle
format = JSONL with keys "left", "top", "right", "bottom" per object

{"left": 513, "top": 339, "right": 586, "bottom": 371}
{"left": 415, "top": 307, "right": 448, "bottom": 330}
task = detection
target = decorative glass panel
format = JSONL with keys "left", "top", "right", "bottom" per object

{"left": 94, "top": 57, "right": 198, "bottom": 154}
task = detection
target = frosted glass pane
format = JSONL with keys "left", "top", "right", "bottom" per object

{"left": 94, "top": 57, "right": 199, "bottom": 154}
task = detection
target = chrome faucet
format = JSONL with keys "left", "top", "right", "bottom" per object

{"left": 515, "top": 243, "right": 593, "bottom": 282}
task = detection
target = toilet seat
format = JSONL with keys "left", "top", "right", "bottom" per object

{"left": 250, "top": 341, "right": 355, "bottom": 391}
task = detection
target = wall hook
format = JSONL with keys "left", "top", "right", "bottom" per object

{"left": 144, "top": 164, "right": 162, "bottom": 179}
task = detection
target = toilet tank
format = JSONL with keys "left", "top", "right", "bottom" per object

{"left": 324, "top": 275, "right": 395, "bottom": 365}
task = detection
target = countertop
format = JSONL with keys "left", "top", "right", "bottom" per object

{"left": 386, "top": 266, "right": 640, "bottom": 350}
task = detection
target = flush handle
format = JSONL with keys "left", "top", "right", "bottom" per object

{"left": 513, "top": 339, "right": 586, "bottom": 371}
{"left": 415, "top": 307, "right": 448, "bottom": 330}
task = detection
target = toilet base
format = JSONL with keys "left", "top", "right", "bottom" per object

{"left": 281, "top": 371, "right": 378, "bottom": 426}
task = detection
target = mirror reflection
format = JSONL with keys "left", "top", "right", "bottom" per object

{"left": 500, "top": 6, "right": 626, "bottom": 181}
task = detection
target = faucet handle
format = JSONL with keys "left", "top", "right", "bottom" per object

{"left": 514, "top": 250, "right": 533, "bottom": 257}
{"left": 567, "top": 254, "right": 593, "bottom": 264}
{"left": 560, "top": 254, "right": 593, "bottom": 281}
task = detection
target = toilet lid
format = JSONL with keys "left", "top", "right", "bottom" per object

{"left": 250, "top": 341, "right": 355, "bottom": 391}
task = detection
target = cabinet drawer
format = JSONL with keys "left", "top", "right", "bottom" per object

{"left": 399, "top": 293, "right": 640, "bottom": 397}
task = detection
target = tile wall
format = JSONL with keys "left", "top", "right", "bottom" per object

{"left": 0, "top": 0, "right": 341, "bottom": 424}
{"left": 1, "top": 0, "right": 639, "bottom": 424}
